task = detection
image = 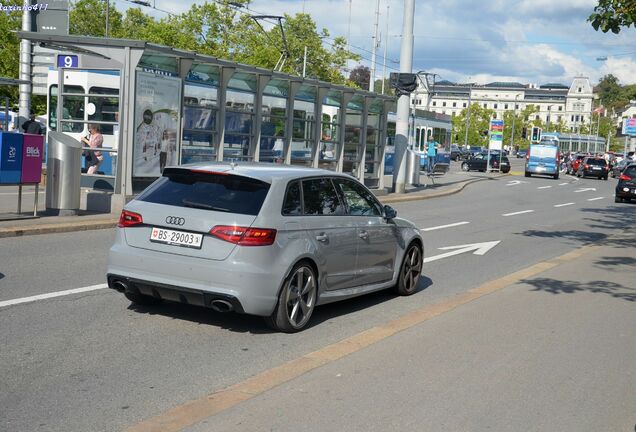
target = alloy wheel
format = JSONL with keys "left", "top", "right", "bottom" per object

{"left": 284, "top": 266, "right": 316, "bottom": 329}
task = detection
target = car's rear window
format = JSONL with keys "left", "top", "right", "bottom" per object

{"left": 530, "top": 145, "right": 557, "bottom": 158}
{"left": 587, "top": 159, "right": 607, "bottom": 166}
{"left": 136, "top": 168, "right": 270, "bottom": 216}
{"left": 623, "top": 166, "right": 636, "bottom": 176}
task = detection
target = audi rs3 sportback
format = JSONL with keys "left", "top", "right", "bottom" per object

{"left": 107, "top": 163, "right": 424, "bottom": 332}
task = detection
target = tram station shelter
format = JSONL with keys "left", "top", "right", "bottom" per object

{"left": 18, "top": 32, "right": 395, "bottom": 213}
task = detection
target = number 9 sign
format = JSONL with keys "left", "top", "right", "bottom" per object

{"left": 57, "top": 55, "right": 78, "bottom": 68}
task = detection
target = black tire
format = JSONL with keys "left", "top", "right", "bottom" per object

{"left": 603, "top": 176, "right": 608, "bottom": 180}
{"left": 124, "top": 291, "right": 162, "bottom": 305}
{"left": 615, "top": 196, "right": 623, "bottom": 203}
{"left": 461, "top": 162, "right": 469, "bottom": 172}
{"left": 553, "top": 173, "right": 559, "bottom": 180}
{"left": 525, "top": 172, "right": 531, "bottom": 178}
{"left": 265, "top": 262, "right": 317, "bottom": 333}
{"left": 394, "top": 243, "right": 423, "bottom": 296}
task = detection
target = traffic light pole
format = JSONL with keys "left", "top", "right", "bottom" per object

{"left": 392, "top": 0, "right": 415, "bottom": 194}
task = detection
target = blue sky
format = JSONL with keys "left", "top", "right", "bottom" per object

{"left": 126, "top": 0, "right": 636, "bottom": 86}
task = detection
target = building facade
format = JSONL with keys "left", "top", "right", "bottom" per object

{"left": 411, "top": 77, "right": 594, "bottom": 132}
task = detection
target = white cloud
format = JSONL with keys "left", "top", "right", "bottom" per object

{"left": 600, "top": 57, "right": 636, "bottom": 85}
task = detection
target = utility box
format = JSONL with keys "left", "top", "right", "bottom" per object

{"left": 21, "top": 134, "right": 44, "bottom": 183}
{"left": 46, "top": 131, "right": 81, "bottom": 215}
{"left": 405, "top": 149, "right": 421, "bottom": 186}
{"left": 0, "top": 132, "right": 24, "bottom": 184}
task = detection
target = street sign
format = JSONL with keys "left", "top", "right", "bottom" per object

{"left": 622, "top": 118, "right": 636, "bottom": 136}
{"left": 57, "top": 55, "right": 78, "bottom": 68}
{"left": 489, "top": 119, "right": 504, "bottom": 150}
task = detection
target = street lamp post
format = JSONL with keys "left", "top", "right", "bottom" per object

{"left": 510, "top": 94, "right": 520, "bottom": 155}
{"left": 463, "top": 81, "right": 472, "bottom": 149}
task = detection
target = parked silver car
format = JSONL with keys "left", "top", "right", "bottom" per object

{"left": 107, "top": 163, "right": 424, "bottom": 332}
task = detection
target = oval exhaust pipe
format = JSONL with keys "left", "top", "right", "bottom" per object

{"left": 210, "top": 299, "right": 233, "bottom": 313}
{"left": 112, "top": 280, "right": 128, "bottom": 293}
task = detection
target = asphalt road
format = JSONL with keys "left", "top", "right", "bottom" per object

{"left": 1, "top": 170, "right": 633, "bottom": 432}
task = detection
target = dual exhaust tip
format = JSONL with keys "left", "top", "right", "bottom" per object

{"left": 110, "top": 279, "right": 233, "bottom": 313}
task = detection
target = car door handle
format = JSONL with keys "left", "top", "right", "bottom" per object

{"left": 358, "top": 230, "right": 369, "bottom": 239}
{"left": 315, "top": 233, "right": 329, "bottom": 242}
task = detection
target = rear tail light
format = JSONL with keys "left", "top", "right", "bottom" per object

{"left": 210, "top": 225, "right": 277, "bottom": 246}
{"left": 619, "top": 174, "right": 632, "bottom": 181}
{"left": 525, "top": 152, "right": 529, "bottom": 161}
{"left": 118, "top": 210, "right": 143, "bottom": 227}
{"left": 584, "top": 164, "right": 590, "bottom": 169}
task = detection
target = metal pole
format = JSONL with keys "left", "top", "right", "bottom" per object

{"left": 463, "top": 83, "right": 472, "bottom": 148}
{"left": 392, "top": 0, "right": 415, "bottom": 194}
{"left": 510, "top": 101, "right": 517, "bottom": 153}
{"left": 3, "top": 97, "right": 8, "bottom": 131}
{"left": 18, "top": 2, "right": 32, "bottom": 129}
{"left": 381, "top": 5, "right": 389, "bottom": 95}
{"left": 369, "top": 0, "right": 381, "bottom": 92}
{"left": 346, "top": 0, "right": 352, "bottom": 68}
{"left": 302, "top": 46, "right": 307, "bottom": 78}
{"left": 105, "top": 0, "right": 110, "bottom": 37}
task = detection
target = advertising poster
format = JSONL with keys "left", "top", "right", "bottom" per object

{"left": 133, "top": 71, "right": 182, "bottom": 177}
{"left": 489, "top": 119, "right": 504, "bottom": 150}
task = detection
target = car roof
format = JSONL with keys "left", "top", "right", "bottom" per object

{"left": 169, "top": 162, "right": 349, "bottom": 183}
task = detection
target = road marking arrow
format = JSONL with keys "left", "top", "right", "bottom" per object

{"left": 506, "top": 180, "right": 528, "bottom": 186}
{"left": 423, "top": 241, "right": 501, "bottom": 264}
{"left": 575, "top": 188, "right": 597, "bottom": 193}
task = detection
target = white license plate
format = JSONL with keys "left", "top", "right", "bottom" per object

{"left": 536, "top": 166, "right": 545, "bottom": 172}
{"left": 150, "top": 227, "right": 203, "bottom": 249}
{"left": 592, "top": 166, "right": 601, "bottom": 170}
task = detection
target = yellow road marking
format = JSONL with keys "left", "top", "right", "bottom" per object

{"left": 126, "top": 244, "right": 598, "bottom": 432}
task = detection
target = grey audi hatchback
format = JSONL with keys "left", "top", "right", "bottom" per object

{"left": 107, "top": 163, "right": 424, "bottom": 332}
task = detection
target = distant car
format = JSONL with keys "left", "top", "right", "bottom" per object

{"left": 461, "top": 152, "right": 510, "bottom": 173}
{"left": 610, "top": 158, "right": 630, "bottom": 178}
{"left": 450, "top": 144, "right": 468, "bottom": 161}
{"left": 107, "top": 163, "right": 424, "bottom": 332}
{"left": 615, "top": 163, "right": 636, "bottom": 203}
{"left": 576, "top": 157, "right": 609, "bottom": 180}
{"left": 516, "top": 149, "right": 528, "bottom": 158}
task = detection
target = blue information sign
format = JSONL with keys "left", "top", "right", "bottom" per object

{"left": 57, "top": 55, "right": 79, "bottom": 68}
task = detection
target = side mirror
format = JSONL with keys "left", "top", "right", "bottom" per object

{"left": 384, "top": 205, "right": 397, "bottom": 220}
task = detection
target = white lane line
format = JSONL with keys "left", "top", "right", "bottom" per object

{"left": 420, "top": 221, "right": 470, "bottom": 232}
{"left": 558, "top": 183, "right": 569, "bottom": 186}
{"left": 0, "top": 284, "right": 108, "bottom": 309}
{"left": 537, "top": 186, "right": 552, "bottom": 189}
{"left": 502, "top": 210, "right": 535, "bottom": 217}
{"left": 554, "top": 202, "right": 575, "bottom": 208}
{"left": 587, "top": 197, "right": 605, "bottom": 201}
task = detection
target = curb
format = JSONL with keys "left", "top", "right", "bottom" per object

{"left": 0, "top": 219, "right": 118, "bottom": 239}
{"left": 379, "top": 174, "right": 505, "bottom": 204}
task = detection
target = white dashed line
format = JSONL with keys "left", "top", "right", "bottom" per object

{"left": 554, "top": 202, "right": 575, "bottom": 207}
{"left": 420, "top": 221, "right": 470, "bottom": 232}
{"left": 558, "top": 183, "right": 569, "bottom": 186}
{"left": 502, "top": 210, "right": 535, "bottom": 217}
{"left": 0, "top": 284, "right": 108, "bottom": 309}
{"left": 587, "top": 197, "right": 604, "bottom": 201}
{"left": 537, "top": 186, "right": 552, "bottom": 189}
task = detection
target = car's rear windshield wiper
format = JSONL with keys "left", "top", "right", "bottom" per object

{"left": 182, "top": 199, "right": 230, "bottom": 212}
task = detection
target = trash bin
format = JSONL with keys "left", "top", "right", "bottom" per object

{"left": 405, "top": 149, "right": 421, "bottom": 186}
{"left": 45, "top": 131, "right": 81, "bottom": 215}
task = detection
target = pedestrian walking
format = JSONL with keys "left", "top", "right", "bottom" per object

{"left": 81, "top": 124, "right": 104, "bottom": 174}
{"left": 427, "top": 141, "right": 437, "bottom": 173}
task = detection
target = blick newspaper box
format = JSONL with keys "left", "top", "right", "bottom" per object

{"left": 21, "top": 134, "right": 44, "bottom": 183}
{"left": 0, "top": 132, "right": 24, "bottom": 184}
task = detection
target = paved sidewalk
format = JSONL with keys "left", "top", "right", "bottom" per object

{"left": 0, "top": 170, "right": 507, "bottom": 238}
{"left": 164, "top": 234, "right": 634, "bottom": 432}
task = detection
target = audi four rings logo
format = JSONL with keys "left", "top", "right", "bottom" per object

{"left": 165, "top": 216, "right": 185, "bottom": 226}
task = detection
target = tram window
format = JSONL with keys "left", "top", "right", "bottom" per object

{"left": 49, "top": 85, "right": 84, "bottom": 133}
{"left": 88, "top": 87, "right": 119, "bottom": 135}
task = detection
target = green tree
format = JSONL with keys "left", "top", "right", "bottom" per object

{"left": 0, "top": 1, "right": 21, "bottom": 108}
{"left": 500, "top": 105, "right": 540, "bottom": 149}
{"left": 70, "top": 0, "right": 123, "bottom": 37}
{"left": 589, "top": 0, "right": 636, "bottom": 33}
{"left": 452, "top": 103, "right": 496, "bottom": 148}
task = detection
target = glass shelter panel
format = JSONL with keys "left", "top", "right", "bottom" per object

{"left": 319, "top": 105, "right": 339, "bottom": 170}
{"left": 343, "top": 98, "right": 364, "bottom": 176}
{"left": 182, "top": 81, "right": 217, "bottom": 164}
{"left": 224, "top": 88, "right": 254, "bottom": 161}
{"left": 291, "top": 99, "right": 316, "bottom": 166}
{"left": 260, "top": 94, "right": 287, "bottom": 163}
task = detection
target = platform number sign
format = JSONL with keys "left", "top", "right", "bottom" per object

{"left": 57, "top": 55, "right": 78, "bottom": 68}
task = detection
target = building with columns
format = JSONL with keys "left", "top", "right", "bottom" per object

{"left": 411, "top": 77, "right": 595, "bottom": 132}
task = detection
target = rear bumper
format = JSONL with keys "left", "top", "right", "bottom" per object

{"left": 581, "top": 169, "right": 607, "bottom": 177}
{"left": 526, "top": 165, "right": 557, "bottom": 174}
{"left": 107, "top": 274, "right": 245, "bottom": 313}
